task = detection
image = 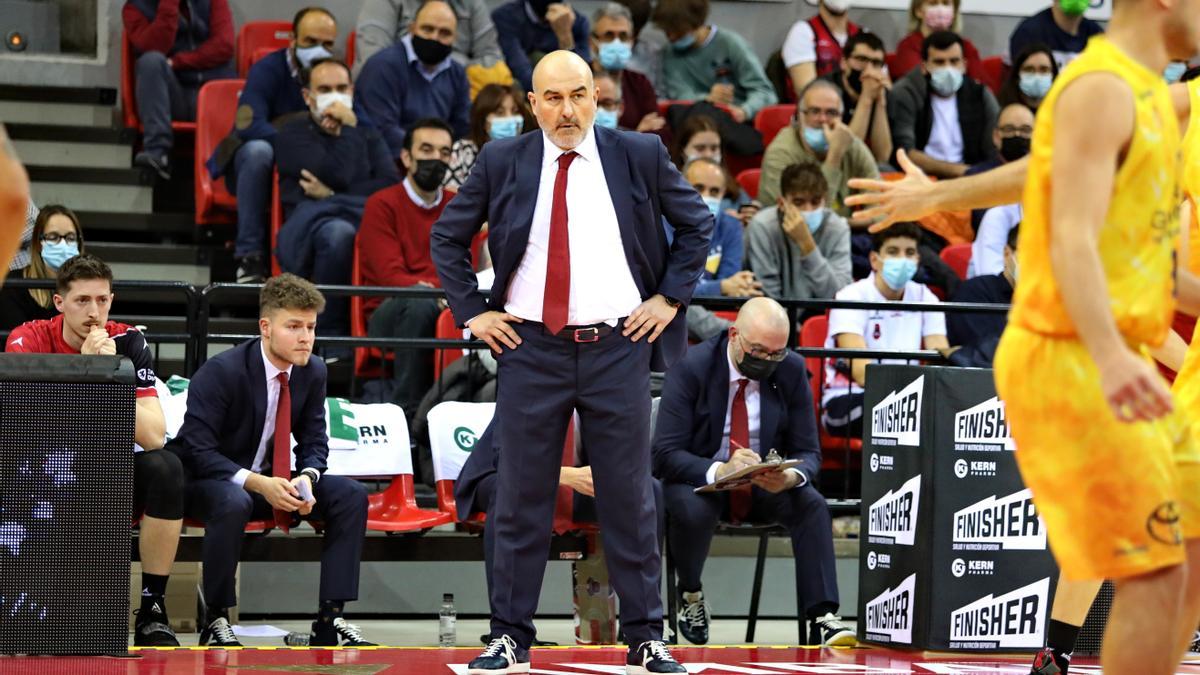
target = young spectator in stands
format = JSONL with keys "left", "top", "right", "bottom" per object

{"left": 352, "top": 0, "right": 506, "bottom": 78}
{"left": 779, "top": 0, "right": 861, "bottom": 100}
{"left": 672, "top": 115, "right": 757, "bottom": 223}
{"left": 274, "top": 59, "right": 400, "bottom": 351}
{"left": 357, "top": 118, "right": 455, "bottom": 418}
{"left": 969, "top": 203, "right": 1022, "bottom": 279}
{"left": 945, "top": 225, "right": 1017, "bottom": 368}
{"left": 171, "top": 275, "right": 373, "bottom": 648}
{"left": 746, "top": 162, "right": 852, "bottom": 301}
{"left": 890, "top": 0, "right": 983, "bottom": 82}
{"left": 962, "top": 102, "right": 1032, "bottom": 232}
{"left": 1008, "top": 0, "right": 1103, "bottom": 70}
{"left": 491, "top": 0, "right": 592, "bottom": 91}
{"left": 124, "top": 0, "right": 234, "bottom": 180}
{"left": 654, "top": 0, "right": 777, "bottom": 123}
{"left": 822, "top": 222, "right": 947, "bottom": 437}
{"left": 889, "top": 31, "right": 998, "bottom": 179}
{"left": 997, "top": 44, "right": 1058, "bottom": 113}
{"left": 759, "top": 79, "right": 879, "bottom": 216}
{"left": 591, "top": 3, "right": 666, "bottom": 135}
{"left": 7, "top": 254, "right": 180, "bottom": 646}
{"left": 207, "top": 7, "right": 347, "bottom": 284}
{"left": 823, "top": 32, "right": 893, "bottom": 164}
{"left": 446, "top": 83, "right": 536, "bottom": 190}
{"left": 357, "top": 0, "right": 471, "bottom": 159}
{"left": 0, "top": 205, "right": 83, "bottom": 332}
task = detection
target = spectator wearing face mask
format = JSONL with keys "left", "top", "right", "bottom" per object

{"left": 889, "top": 0, "right": 984, "bottom": 82}
{"left": 594, "top": 70, "right": 628, "bottom": 131}
{"left": 351, "top": 0, "right": 506, "bottom": 77}
{"left": 590, "top": 3, "right": 665, "bottom": 136}
{"left": 997, "top": 44, "right": 1058, "bottom": 114}
{"left": 759, "top": 79, "right": 879, "bottom": 218}
{"left": 0, "top": 205, "right": 84, "bottom": 334}
{"left": 779, "top": 0, "right": 861, "bottom": 101}
{"left": 962, "top": 103, "right": 1033, "bottom": 232}
{"left": 946, "top": 225, "right": 1019, "bottom": 368}
{"left": 821, "top": 32, "right": 893, "bottom": 164}
{"left": 889, "top": 30, "right": 998, "bottom": 179}
{"left": 745, "top": 162, "right": 851, "bottom": 301}
{"left": 357, "top": 0, "right": 471, "bottom": 159}
{"left": 273, "top": 59, "right": 401, "bottom": 351}
{"left": 672, "top": 115, "right": 759, "bottom": 224}
{"left": 1008, "top": 0, "right": 1103, "bottom": 70}
{"left": 491, "top": 0, "right": 592, "bottom": 92}
{"left": 445, "top": 83, "right": 537, "bottom": 190}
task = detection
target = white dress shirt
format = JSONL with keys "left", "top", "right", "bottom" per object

{"left": 231, "top": 344, "right": 295, "bottom": 487}
{"left": 925, "top": 95, "right": 965, "bottom": 164}
{"left": 504, "top": 127, "right": 643, "bottom": 326}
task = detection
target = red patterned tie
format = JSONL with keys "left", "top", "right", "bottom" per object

{"left": 729, "top": 379, "right": 753, "bottom": 524}
{"left": 542, "top": 151, "right": 578, "bottom": 334}
{"left": 272, "top": 372, "right": 292, "bottom": 531}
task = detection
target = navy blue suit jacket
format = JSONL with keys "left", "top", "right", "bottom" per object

{"left": 169, "top": 338, "right": 330, "bottom": 481}
{"left": 652, "top": 334, "right": 822, "bottom": 488}
{"left": 430, "top": 125, "right": 714, "bottom": 372}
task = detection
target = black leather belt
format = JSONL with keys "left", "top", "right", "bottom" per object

{"left": 546, "top": 320, "right": 624, "bottom": 343}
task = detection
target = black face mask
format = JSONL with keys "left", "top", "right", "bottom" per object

{"left": 412, "top": 159, "right": 449, "bottom": 191}
{"left": 846, "top": 68, "right": 864, "bottom": 95}
{"left": 736, "top": 351, "right": 781, "bottom": 382}
{"left": 1000, "top": 136, "right": 1031, "bottom": 163}
{"left": 412, "top": 35, "right": 453, "bottom": 65}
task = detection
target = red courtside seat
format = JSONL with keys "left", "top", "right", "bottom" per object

{"left": 433, "top": 309, "right": 464, "bottom": 380}
{"left": 940, "top": 243, "right": 972, "bottom": 280}
{"left": 799, "top": 315, "right": 862, "bottom": 470}
{"left": 194, "top": 79, "right": 244, "bottom": 226}
{"left": 736, "top": 169, "right": 761, "bottom": 201}
{"left": 978, "top": 56, "right": 1007, "bottom": 96}
{"left": 345, "top": 31, "right": 357, "bottom": 67}
{"left": 350, "top": 247, "right": 387, "bottom": 380}
{"left": 236, "top": 21, "right": 292, "bottom": 78}
{"left": 270, "top": 170, "right": 283, "bottom": 276}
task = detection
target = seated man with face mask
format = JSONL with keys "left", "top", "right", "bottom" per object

{"left": 822, "top": 222, "right": 948, "bottom": 438}
{"left": 273, "top": 58, "right": 400, "bottom": 353}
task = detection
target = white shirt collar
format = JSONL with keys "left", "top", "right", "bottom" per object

{"left": 541, "top": 126, "right": 600, "bottom": 170}
{"left": 404, "top": 176, "right": 443, "bottom": 209}
{"left": 261, "top": 341, "right": 294, "bottom": 383}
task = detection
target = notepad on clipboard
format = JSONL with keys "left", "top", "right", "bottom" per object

{"left": 694, "top": 448, "right": 798, "bottom": 493}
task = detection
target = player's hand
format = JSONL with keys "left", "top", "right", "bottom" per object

{"left": 636, "top": 112, "right": 667, "bottom": 133}
{"left": 623, "top": 294, "right": 678, "bottom": 343}
{"left": 81, "top": 327, "right": 116, "bottom": 355}
{"left": 1099, "top": 350, "right": 1174, "bottom": 423}
{"left": 291, "top": 475, "right": 316, "bottom": 516}
{"left": 248, "top": 474, "right": 306, "bottom": 512}
{"left": 467, "top": 311, "right": 524, "bottom": 354}
{"left": 559, "top": 466, "right": 595, "bottom": 497}
{"left": 845, "top": 149, "right": 936, "bottom": 231}
{"left": 300, "top": 169, "right": 334, "bottom": 199}
{"left": 717, "top": 446, "right": 761, "bottom": 480}
{"left": 752, "top": 469, "right": 799, "bottom": 493}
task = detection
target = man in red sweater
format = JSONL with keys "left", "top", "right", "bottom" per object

{"left": 356, "top": 118, "right": 456, "bottom": 416}
{"left": 123, "top": 0, "right": 235, "bottom": 180}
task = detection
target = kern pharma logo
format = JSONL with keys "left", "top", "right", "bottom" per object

{"left": 327, "top": 398, "right": 359, "bottom": 443}
{"left": 954, "top": 396, "right": 1015, "bottom": 451}
{"left": 864, "top": 573, "right": 916, "bottom": 644}
{"left": 454, "top": 426, "right": 480, "bottom": 452}
{"left": 868, "top": 475, "right": 921, "bottom": 545}
{"left": 871, "top": 376, "right": 924, "bottom": 447}
{"left": 950, "top": 577, "right": 1050, "bottom": 649}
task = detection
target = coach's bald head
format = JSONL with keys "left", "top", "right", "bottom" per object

{"left": 529, "top": 50, "right": 597, "bottom": 150}
{"left": 729, "top": 298, "right": 790, "bottom": 379}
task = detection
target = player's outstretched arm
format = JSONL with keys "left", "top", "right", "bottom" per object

{"left": 0, "top": 125, "right": 30, "bottom": 279}
{"left": 1050, "top": 73, "right": 1171, "bottom": 423}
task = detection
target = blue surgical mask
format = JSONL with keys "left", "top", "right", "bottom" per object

{"left": 802, "top": 208, "right": 824, "bottom": 233}
{"left": 702, "top": 195, "right": 722, "bottom": 219}
{"left": 41, "top": 241, "right": 79, "bottom": 270}
{"left": 881, "top": 257, "right": 918, "bottom": 291}
{"left": 595, "top": 107, "right": 620, "bottom": 129}
{"left": 1166, "top": 62, "right": 1188, "bottom": 84}
{"left": 1018, "top": 72, "right": 1052, "bottom": 100}
{"left": 488, "top": 115, "right": 523, "bottom": 140}
{"left": 802, "top": 126, "right": 828, "bottom": 153}
{"left": 598, "top": 40, "right": 633, "bottom": 71}
{"left": 929, "top": 67, "right": 964, "bottom": 97}
{"left": 295, "top": 44, "right": 333, "bottom": 69}
{"left": 671, "top": 33, "right": 697, "bottom": 52}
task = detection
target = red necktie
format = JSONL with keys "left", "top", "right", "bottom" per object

{"left": 272, "top": 372, "right": 292, "bottom": 530}
{"left": 729, "top": 378, "right": 753, "bottom": 524}
{"left": 542, "top": 151, "right": 578, "bottom": 334}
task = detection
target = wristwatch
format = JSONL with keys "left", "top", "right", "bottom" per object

{"left": 662, "top": 295, "right": 682, "bottom": 309}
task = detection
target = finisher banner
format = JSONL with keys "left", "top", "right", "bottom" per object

{"left": 801, "top": 0, "right": 1111, "bottom": 19}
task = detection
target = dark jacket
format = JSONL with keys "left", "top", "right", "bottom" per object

{"left": 888, "top": 66, "right": 999, "bottom": 167}
{"left": 124, "top": 0, "right": 235, "bottom": 85}
{"left": 0, "top": 269, "right": 55, "bottom": 336}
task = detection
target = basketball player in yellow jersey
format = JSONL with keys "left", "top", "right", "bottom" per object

{"left": 0, "top": 125, "right": 29, "bottom": 277}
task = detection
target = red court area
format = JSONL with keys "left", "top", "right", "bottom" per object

{"left": 4, "top": 646, "right": 1200, "bottom": 675}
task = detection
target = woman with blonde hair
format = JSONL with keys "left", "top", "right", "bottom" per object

{"left": 0, "top": 205, "right": 83, "bottom": 332}
{"left": 890, "top": 0, "right": 985, "bottom": 81}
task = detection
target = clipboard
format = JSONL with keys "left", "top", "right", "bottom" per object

{"left": 694, "top": 448, "right": 798, "bottom": 493}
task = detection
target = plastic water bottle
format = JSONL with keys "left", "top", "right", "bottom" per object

{"left": 439, "top": 593, "right": 457, "bottom": 647}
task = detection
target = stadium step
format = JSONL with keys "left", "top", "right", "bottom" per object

{"left": 28, "top": 164, "right": 155, "bottom": 214}
{"left": 87, "top": 241, "right": 212, "bottom": 287}
{"left": 73, "top": 210, "right": 196, "bottom": 241}
{"left": 7, "top": 123, "right": 134, "bottom": 170}
{"left": 0, "top": 84, "right": 117, "bottom": 128}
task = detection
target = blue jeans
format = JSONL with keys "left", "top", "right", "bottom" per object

{"left": 276, "top": 214, "right": 356, "bottom": 337}
{"left": 135, "top": 51, "right": 197, "bottom": 155}
{"left": 228, "top": 140, "right": 274, "bottom": 260}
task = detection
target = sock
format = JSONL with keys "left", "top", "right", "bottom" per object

{"left": 206, "top": 607, "right": 230, "bottom": 626}
{"left": 317, "top": 600, "right": 344, "bottom": 630}
{"left": 140, "top": 573, "right": 169, "bottom": 612}
{"left": 1046, "top": 619, "right": 1080, "bottom": 672}
{"left": 806, "top": 602, "right": 838, "bottom": 621}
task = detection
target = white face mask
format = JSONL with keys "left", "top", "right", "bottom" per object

{"left": 314, "top": 91, "right": 353, "bottom": 116}
{"left": 824, "top": 0, "right": 851, "bottom": 13}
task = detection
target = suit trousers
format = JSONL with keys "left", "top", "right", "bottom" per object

{"left": 490, "top": 320, "right": 662, "bottom": 649}
{"left": 185, "top": 474, "right": 368, "bottom": 609}
{"left": 663, "top": 480, "right": 840, "bottom": 617}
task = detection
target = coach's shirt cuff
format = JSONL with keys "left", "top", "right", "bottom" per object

{"left": 233, "top": 468, "right": 251, "bottom": 487}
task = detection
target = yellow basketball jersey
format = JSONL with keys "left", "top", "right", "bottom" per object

{"left": 1182, "top": 79, "right": 1200, "bottom": 274}
{"left": 1009, "top": 37, "right": 1182, "bottom": 346}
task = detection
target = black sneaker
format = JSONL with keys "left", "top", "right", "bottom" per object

{"left": 236, "top": 254, "right": 266, "bottom": 284}
{"left": 198, "top": 616, "right": 243, "bottom": 647}
{"left": 134, "top": 151, "right": 171, "bottom": 180}
{"left": 813, "top": 612, "right": 856, "bottom": 646}
{"left": 627, "top": 640, "right": 686, "bottom": 674}
{"left": 468, "top": 635, "right": 529, "bottom": 674}
{"left": 1190, "top": 629, "right": 1200, "bottom": 654}
{"left": 1030, "top": 647, "right": 1065, "bottom": 675}
{"left": 132, "top": 601, "right": 180, "bottom": 647}
{"left": 677, "top": 589, "right": 710, "bottom": 645}
{"left": 307, "top": 617, "right": 376, "bottom": 647}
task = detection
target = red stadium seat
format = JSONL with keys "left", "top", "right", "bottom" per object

{"left": 350, "top": 247, "right": 390, "bottom": 380}
{"left": 713, "top": 310, "right": 739, "bottom": 323}
{"left": 367, "top": 472, "right": 455, "bottom": 532}
{"left": 978, "top": 56, "right": 1007, "bottom": 96}
{"left": 236, "top": 21, "right": 292, "bottom": 78}
{"left": 121, "top": 30, "right": 198, "bottom": 133}
{"left": 194, "top": 79, "right": 244, "bottom": 226}
{"left": 753, "top": 104, "right": 795, "bottom": 148}
{"left": 433, "top": 308, "right": 463, "bottom": 380}
{"left": 736, "top": 169, "right": 761, "bottom": 201}
{"left": 270, "top": 170, "right": 283, "bottom": 276}
{"left": 940, "top": 243, "right": 972, "bottom": 280}
{"left": 345, "top": 31, "right": 357, "bottom": 67}
{"left": 799, "top": 315, "right": 862, "bottom": 470}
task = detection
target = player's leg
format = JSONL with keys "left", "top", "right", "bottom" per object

{"left": 1031, "top": 575, "right": 1104, "bottom": 674}
{"left": 1104, "top": 563, "right": 1186, "bottom": 675}
{"left": 1173, "top": 539, "right": 1200, "bottom": 662}
{"left": 133, "top": 449, "right": 185, "bottom": 646}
